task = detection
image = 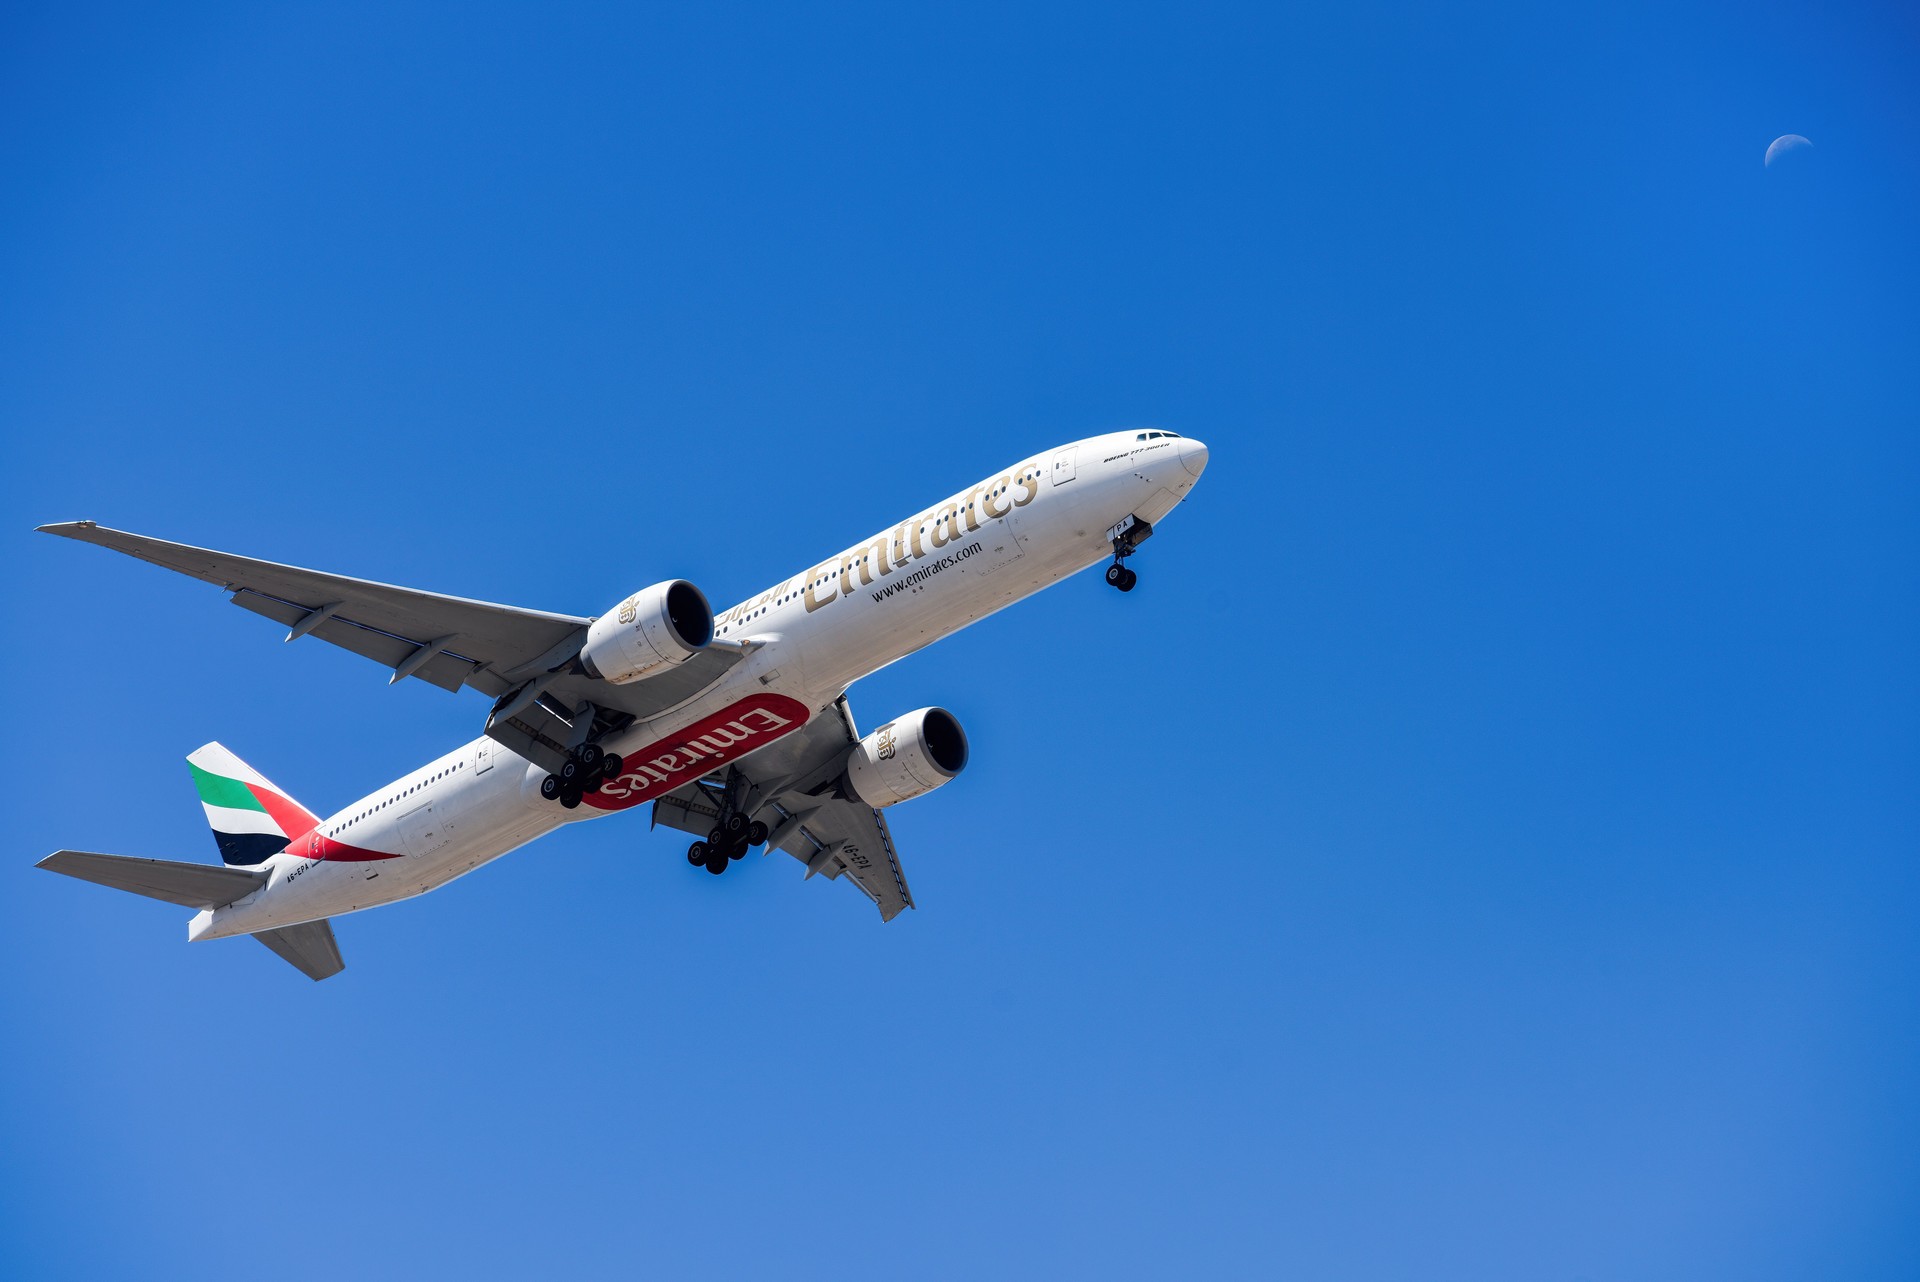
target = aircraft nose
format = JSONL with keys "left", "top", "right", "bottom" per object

{"left": 1179, "top": 437, "right": 1209, "bottom": 478}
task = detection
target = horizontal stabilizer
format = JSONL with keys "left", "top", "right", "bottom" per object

{"left": 253, "top": 919, "right": 344, "bottom": 981}
{"left": 37, "top": 850, "right": 266, "bottom": 909}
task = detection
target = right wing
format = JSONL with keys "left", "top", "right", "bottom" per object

{"left": 652, "top": 697, "right": 915, "bottom": 922}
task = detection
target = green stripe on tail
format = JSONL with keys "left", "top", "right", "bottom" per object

{"left": 189, "top": 762, "right": 267, "bottom": 813}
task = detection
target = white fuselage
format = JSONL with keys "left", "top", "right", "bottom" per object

{"left": 191, "top": 431, "right": 1208, "bottom": 940}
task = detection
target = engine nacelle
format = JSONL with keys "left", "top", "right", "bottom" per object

{"left": 842, "top": 707, "right": 970, "bottom": 808}
{"left": 579, "top": 580, "right": 714, "bottom": 685}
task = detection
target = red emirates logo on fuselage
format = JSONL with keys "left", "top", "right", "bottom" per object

{"left": 584, "top": 693, "right": 811, "bottom": 811}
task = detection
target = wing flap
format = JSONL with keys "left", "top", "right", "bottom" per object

{"left": 229, "top": 589, "right": 482, "bottom": 693}
{"left": 37, "top": 850, "right": 268, "bottom": 909}
{"left": 779, "top": 800, "right": 914, "bottom": 921}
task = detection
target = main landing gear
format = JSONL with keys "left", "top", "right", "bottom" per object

{"left": 687, "top": 816, "right": 770, "bottom": 875}
{"left": 691, "top": 771, "right": 771, "bottom": 871}
{"left": 539, "top": 742, "right": 625, "bottom": 810}
{"left": 1105, "top": 513, "right": 1153, "bottom": 593}
{"left": 686, "top": 784, "right": 771, "bottom": 875}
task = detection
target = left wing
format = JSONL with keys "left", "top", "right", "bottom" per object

{"left": 38, "top": 521, "right": 588, "bottom": 697}
{"left": 652, "top": 697, "right": 916, "bottom": 921}
{"left": 38, "top": 522, "right": 748, "bottom": 771}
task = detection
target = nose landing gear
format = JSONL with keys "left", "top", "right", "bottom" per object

{"left": 1105, "top": 514, "right": 1152, "bottom": 593}
{"left": 540, "top": 743, "right": 625, "bottom": 809}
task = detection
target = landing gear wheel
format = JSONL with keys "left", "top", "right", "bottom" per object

{"left": 582, "top": 775, "right": 603, "bottom": 795}
{"left": 1105, "top": 563, "right": 1125, "bottom": 587}
{"left": 559, "top": 758, "right": 582, "bottom": 783}
{"left": 705, "top": 852, "right": 729, "bottom": 875}
{"left": 727, "top": 839, "right": 748, "bottom": 861}
{"left": 747, "top": 820, "right": 769, "bottom": 847}
{"left": 688, "top": 841, "right": 709, "bottom": 866}
{"left": 540, "top": 775, "right": 561, "bottom": 800}
{"left": 723, "top": 812, "right": 748, "bottom": 839}
{"left": 708, "top": 825, "right": 727, "bottom": 848}
{"left": 559, "top": 786, "right": 583, "bottom": 809}
{"left": 1118, "top": 567, "right": 1137, "bottom": 592}
{"left": 577, "top": 743, "right": 604, "bottom": 772}
{"left": 601, "top": 753, "right": 624, "bottom": 779}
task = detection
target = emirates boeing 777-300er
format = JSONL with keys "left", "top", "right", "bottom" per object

{"left": 37, "top": 430, "right": 1209, "bottom": 979}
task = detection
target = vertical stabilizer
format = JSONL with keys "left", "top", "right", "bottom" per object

{"left": 186, "top": 743, "right": 320, "bottom": 866}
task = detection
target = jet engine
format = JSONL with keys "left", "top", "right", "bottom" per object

{"left": 579, "top": 580, "right": 714, "bottom": 685}
{"left": 842, "top": 707, "right": 970, "bottom": 808}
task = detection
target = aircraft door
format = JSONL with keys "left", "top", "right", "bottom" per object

{"left": 474, "top": 739, "right": 495, "bottom": 775}
{"left": 1051, "top": 446, "right": 1077, "bottom": 485}
{"left": 978, "top": 525, "right": 1024, "bottom": 577}
{"left": 397, "top": 802, "right": 454, "bottom": 858}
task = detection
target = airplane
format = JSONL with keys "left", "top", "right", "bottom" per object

{"left": 36, "top": 429, "right": 1209, "bottom": 979}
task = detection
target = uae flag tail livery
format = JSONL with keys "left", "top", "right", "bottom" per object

{"left": 186, "top": 743, "right": 320, "bottom": 866}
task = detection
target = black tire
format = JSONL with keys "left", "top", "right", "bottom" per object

{"left": 601, "top": 753, "right": 624, "bottom": 779}
{"left": 727, "top": 839, "right": 748, "bottom": 861}
{"left": 747, "top": 820, "right": 769, "bottom": 847}
{"left": 559, "top": 758, "right": 581, "bottom": 782}
{"left": 560, "top": 786, "right": 582, "bottom": 809}
{"left": 582, "top": 776, "right": 603, "bottom": 795}
{"left": 1105, "top": 563, "right": 1124, "bottom": 586}
{"left": 687, "top": 841, "right": 709, "bottom": 866}
{"left": 705, "top": 853, "right": 729, "bottom": 875}
{"left": 577, "top": 743, "right": 604, "bottom": 771}
{"left": 540, "top": 775, "right": 561, "bottom": 800}
{"left": 1119, "top": 567, "right": 1138, "bottom": 592}
{"left": 723, "top": 812, "right": 748, "bottom": 838}
{"left": 708, "top": 825, "right": 726, "bottom": 847}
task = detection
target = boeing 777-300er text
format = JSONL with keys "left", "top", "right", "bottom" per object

{"left": 37, "top": 430, "right": 1208, "bottom": 979}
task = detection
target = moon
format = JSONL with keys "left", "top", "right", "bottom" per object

{"left": 1765, "top": 134, "right": 1812, "bottom": 167}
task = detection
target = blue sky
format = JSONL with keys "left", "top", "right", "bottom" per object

{"left": 3, "top": 2, "right": 1915, "bottom": 1278}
